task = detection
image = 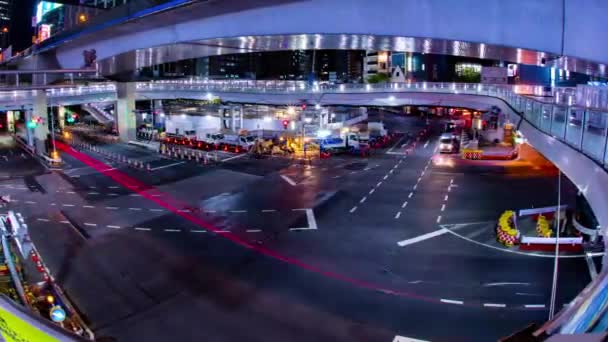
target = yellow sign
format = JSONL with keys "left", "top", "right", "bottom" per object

{"left": 0, "top": 305, "right": 61, "bottom": 342}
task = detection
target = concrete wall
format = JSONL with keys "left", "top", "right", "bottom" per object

{"left": 51, "top": 0, "right": 608, "bottom": 70}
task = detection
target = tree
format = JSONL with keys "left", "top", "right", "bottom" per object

{"left": 455, "top": 67, "right": 481, "bottom": 83}
{"left": 366, "top": 73, "right": 390, "bottom": 84}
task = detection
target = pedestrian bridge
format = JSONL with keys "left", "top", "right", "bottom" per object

{"left": 12, "top": 0, "right": 608, "bottom": 77}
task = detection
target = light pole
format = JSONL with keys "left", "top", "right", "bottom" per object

{"left": 549, "top": 169, "right": 562, "bottom": 320}
{"left": 48, "top": 106, "right": 57, "bottom": 159}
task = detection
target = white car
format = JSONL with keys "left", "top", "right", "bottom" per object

{"left": 438, "top": 134, "right": 459, "bottom": 153}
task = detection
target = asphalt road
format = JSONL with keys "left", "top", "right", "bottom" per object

{"left": 0, "top": 113, "right": 597, "bottom": 342}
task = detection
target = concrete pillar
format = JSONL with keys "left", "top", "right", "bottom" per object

{"left": 116, "top": 82, "right": 136, "bottom": 141}
{"left": 57, "top": 106, "right": 66, "bottom": 131}
{"left": 31, "top": 90, "right": 49, "bottom": 156}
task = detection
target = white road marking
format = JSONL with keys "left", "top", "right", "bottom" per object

{"left": 376, "top": 182, "right": 382, "bottom": 187}
{"left": 436, "top": 215, "right": 442, "bottom": 223}
{"left": 129, "top": 208, "right": 142, "bottom": 211}
{"left": 221, "top": 153, "right": 247, "bottom": 162}
{"left": 392, "top": 335, "right": 430, "bottom": 342}
{"left": 151, "top": 194, "right": 162, "bottom": 197}
{"left": 62, "top": 204, "right": 75, "bottom": 207}
{"left": 83, "top": 205, "right": 95, "bottom": 209}
{"left": 108, "top": 186, "right": 119, "bottom": 189}
{"left": 413, "top": 184, "right": 418, "bottom": 190}
{"left": 190, "top": 230, "right": 206, "bottom": 233}
{"left": 332, "top": 175, "right": 341, "bottom": 179}
{"left": 524, "top": 304, "right": 546, "bottom": 309}
{"left": 177, "top": 209, "right": 190, "bottom": 213}
{"left": 129, "top": 194, "right": 142, "bottom": 197}
{"left": 164, "top": 229, "right": 181, "bottom": 232}
{"left": 389, "top": 169, "right": 394, "bottom": 174}
{"left": 350, "top": 206, "right": 358, "bottom": 213}
{"left": 408, "top": 192, "right": 413, "bottom": 198}
{"left": 450, "top": 178, "right": 454, "bottom": 184}
{"left": 423, "top": 140, "right": 429, "bottom": 148}
{"left": 586, "top": 253, "right": 598, "bottom": 280}
{"left": 60, "top": 220, "right": 69, "bottom": 224}
{"left": 89, "top": 186, "right": 97, "bottom": 189}
{"left": 262, "top": 209, "right": 276, "bottom": 213}
{"left": 230, "top": 210, "right": 247, "bottom": 213}
{"left": 106, "top": 206, "right": 118, "bottom": 210}
{"left": 66, "top": 191, "right": 76, "bottom": 194}
{"left": 204, "top": 210, "right": 217, "bottom": 213}
{"left": 417, "top": 177, "right": 422, "bottom": 183}
{"left": 84, "top": 223, "right": 97, "bottom": 227}
{"left": 369, "top": 188, "right": 375, "bottom": 195}
{"left": 421, "top": 171, "right": 425, "bottom": 176}
{"left": 280, "top": 175, "right": 297, "bottom": 186}
{"left": 36, "top": 218, "right": 50, "bottom": 222}
{"left": 483, "top": 303, "right": 506, "bottom": 308}
{"left": 289, "top": 208, "right": 318, "bottom": 231}
{"left": 360, "top": 196, "right": 367, "bottom": 203}
{"left": 440, "top": 204, "right": 446, "bottom": 211}
{"left": 364, "top": 167, "right": 371, "bottom": 171}
{"left": 444, "top": 195, "right": 448, "bottom": 201}
{"left": 50, "top": 203, "right": 56, "bottom": 206}
{"left": 150, "top": 161, "right": 186, "bottom": 171}
{"left": 440, "top": 299, "right": 463, "bottom": 305}
{"left": 216, "top": 230, "right": 230, "bottom": 233}
{"left": 149, "top": 209, "right": 163, "bottom": 212}
{"left": 397, "top": 228, "right": 449, "bottom": 247}
{"left": 108, "top": 193, "right": 118, "bottom": 196}
{"left": 25, "top": 201, "right": 36, "bottom": 204}
{"left": 246, "top": 229, "right": 262, "bottom": 233}
{"left": 395, "top": 211, "right": 401, "bottom": 219}
{"left": 87, "top": 192, "right": 99, "bottom": 195}
{"left": 107, "top": 225, "right": 121, "bottom": 229}
{"left": 483, "top": 282, "right": 531, "bottom": 287}
{"left": 135, "top": 227, "right": 151, "bottom": 231}
{"left": 383, "top": 175, "right": 389, "bottom": 180}
{"left": 401, "top": 201, "right": 408, "bottom": 208}
{"left": 386, "top": 137, "right": 405, "bottom": 154}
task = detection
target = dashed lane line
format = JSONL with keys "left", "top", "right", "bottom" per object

{"left": 383, "top": 175, "right": 389, "bottom": 180}
{"left": 401, "top": 201, "right": 408, "bottom": 208}
{"left": 106, "top": 206, "right": 118, "bottom": 210}
{"left": 60, "top": 220, "right": 69, "bottom": 224}
{"left": 369, "top": 189, "right": 375, "bottom": 195}
{"left": 441, "top": 204, "right": 446, "bottom": 212}
{"left": 164, "top": 229, "right": 181, "bottom": 232}
{"left": 350, "top": 206, "right": 358, "bottom": 213}
{"left": 83, "top": 205, "right": 95, "bottom": 209}
{"left": 190, "top": 230, "right": 206, "bottom": 233}
{"left": 408, "top": 192, "right": 413, "bottom": 198}
{"left": 229, "top": 210, "right": 247, "bottom": 213}
{"left": 149, "top": 209, "right": 163, "bottom": 212}
{"left": 360, "top": 196, "right": 367, "bottom": 204}
{"left": 440, "top": 299, "right": 463, "bottom": 305}
{"left": 483, "top": 303, "right": 506, "bottom": 308}
{"left": 436, "top": 215, "right": 442, "bottom": 223}
{"left": 129, "top": 194, "right": 142, "bottom": 197}
{"left": 394, "top": 211, "right": 401, "bottom": 219}
{"left": 444, "top": 195, "right": 449, "bottom": 201}
{"left": 36, "top": 218, "right": 50, "bottom": 222}
{"left": 376, "top": 182, "right": 382, "bottom": 187}
{"left": 129, "top": 208, "right": 142, "bottom": 211}
{"left": 246, "top": 229, "right": 262, "bottom": 233}
{"left": 25, "top": 201, "right": 36, "bottom": 204}
{"left": 262, "top": 209, "right": 276, "bottom": 213}
{"left": 413, "top": 184, "right": 418, "bottom": 190}
{"left": 134, "top": 227, "right": 151, "bottom": 231}
{"left": 177, "top": 209, "right": 191, "bottom": 213}
{"left": 107, "top": 225, "right": 121, "bottom": 229}
{"left": 62, "top": 204, "right": 75, "bottom": 207}
{"left": 84, "top": 223, "right": 97, "bottom": 227}
{"left": 524, "top": 304, "right": 546, "bottom": 309}
{"left": 87, "top": 192, "right": 100, "bottom": 195}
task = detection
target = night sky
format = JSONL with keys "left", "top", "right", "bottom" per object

{"left": 9, "top": 0, "right": 36, "bottom": 52}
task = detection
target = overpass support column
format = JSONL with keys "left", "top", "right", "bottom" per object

{"left": 26, "top": 90, "right": 49, "bottom": 156}
{"left": 57, "top": 106, "right": 66, "bottom": 131}
{"left": 116, "top": 82, "right": 136, "bottom": 141}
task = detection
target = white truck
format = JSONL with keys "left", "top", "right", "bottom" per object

{"left": 219, "top": 134, "right": 257, "bottom": 150}
{"left": 318, "top": 132, "right": 366, "bottom": 152}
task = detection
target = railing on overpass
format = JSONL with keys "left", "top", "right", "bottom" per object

{"left": 0, "top": 69, "right": 99, "bottom": 89}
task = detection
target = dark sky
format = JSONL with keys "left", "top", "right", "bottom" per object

{"left": 10, "top": 0, "right": 36, "bottom": 52}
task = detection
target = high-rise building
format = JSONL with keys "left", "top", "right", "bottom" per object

{"left": 0, "top": 0, "right": 12, "bottom": 48}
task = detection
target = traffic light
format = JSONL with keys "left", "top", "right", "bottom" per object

{"left": 282, "top": 120, "right": 289, "bottom": 129}
{"left": 27, "top": 116, "right": 42, "bottom": 128}
{"left": 66, "top": 113, "right": 77, "bottom": 123}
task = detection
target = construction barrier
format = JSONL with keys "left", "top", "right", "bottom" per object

{"left": 496, "top": 210, "right": 519, "bottom": 247}
{"left": 536, "top": 214, "right": 553, "bottom": 238}
{"left": 462, "top": 149, "right": 483, "bottom": 160}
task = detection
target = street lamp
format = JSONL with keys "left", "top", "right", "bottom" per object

{"left": 78, "top": 14, "right": 87, "bottom": 23}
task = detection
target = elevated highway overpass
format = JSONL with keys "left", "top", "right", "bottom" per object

{"left": 10, "top": 0, "right": 608, "bottom": 77}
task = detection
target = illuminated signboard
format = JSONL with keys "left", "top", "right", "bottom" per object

{"left": 36, "top": 1, "right": 63, "bottom": 24}
{"left": 38, "top": 24, "right": 51, "bottom": 43}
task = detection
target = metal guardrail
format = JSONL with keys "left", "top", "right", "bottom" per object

{"left": 0, "top": 69, "right": 99, "bottom": 88}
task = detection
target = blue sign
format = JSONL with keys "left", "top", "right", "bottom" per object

{"left": 49, "top": 306, "right": 66, "bottom": 323}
